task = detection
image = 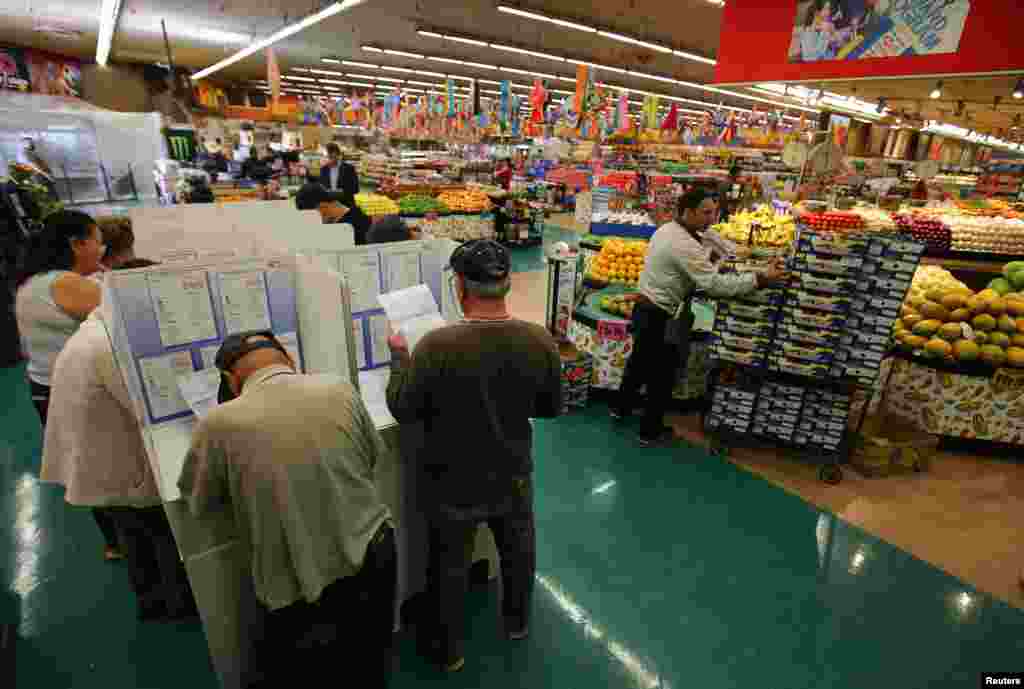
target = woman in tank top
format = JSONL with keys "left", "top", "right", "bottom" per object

{"left": 15, "top": 209, "right": 125, "bottom": 560}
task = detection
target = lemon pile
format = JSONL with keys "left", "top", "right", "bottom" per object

{"left": 712, "top": 204, "right": 795, "bottom": 248}
{"left": 588, "top": 239, "right": 648, "bottom": 286}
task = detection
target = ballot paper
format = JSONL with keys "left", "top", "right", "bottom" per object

{"left": 383, "top": 250, "right": 422, "bottom": 292}
{"left": 176, "top": 368, "right": 221, "bottom": 419}
{"left": 147, "top": 270, "right": 217, "bottom": 347}
{"left": 218, "top": 270, "right": 272, "bottom": 335}
{"left": 139, "top": 351, "right": 195, "bottom": 421}
{"left": 377, "top": 284, "right": 446, "bottom": 355}
{"left": 359, "top": 368, "right": 395, "bottom": 428}
{"left": 340, "top": 251, "right": 381, "bottom": 314}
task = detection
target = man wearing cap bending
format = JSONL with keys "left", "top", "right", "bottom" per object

{"left": 386, "top": 239, "right": 562, "bottom": 673}
{"left": 295, "top": 180, "right": 372, "bottom": 246}
{"left": 178, "top": 331, "right": 396, "bottom": 687}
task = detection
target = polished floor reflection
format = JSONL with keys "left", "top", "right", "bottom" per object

{"left": 3, "top": 358, "right": 1024, "bottom": 687}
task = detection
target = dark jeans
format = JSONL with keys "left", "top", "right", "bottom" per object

{"left": 426, "top": 477, "right": 535, "bottom": 663}
{"left": 616, "top": 300, "right": 683, "bottom": 436}
{"left": 105, "top": 506, "right": 191, "bottom": 617}
{"left": 253, "top": 523, "right": 397, "bottom": 689}
{"left": 29, "top": 379, "right": 120, "bottom": 550}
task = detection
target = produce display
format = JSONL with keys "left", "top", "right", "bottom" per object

{"left": 437, "top": 189, "right": 492, "bottom": 213}
{"left": 593, "top": 211, "right": 654, "bottom": 225}
{"left": 712, "top": 204, "right": 796, "bottom": 248}
{"left": 893, "top": 264, "right": 1024, "bottom": 368}
{"left": 892, "top": 213, "right": 952, "bottom": 254}
{"left": 597, "top": 293, "right": 641, "bottom": 319}
{"left": 354, "top": 193, "right": 400, "bottom": 216}
{"left": 586, "top": 239, "right": 649, "bottom": 287}
{"left": 942, "top": 215, "right": 1024, "bottom": 255}
{"left": 799, "top": 211, "right": 866, "bottom": 233}
{"left": 397, "top": 194, "right": 449, "bottom": 215}
{"left": 404, "top": 214, "right": 494, "bottom": 241}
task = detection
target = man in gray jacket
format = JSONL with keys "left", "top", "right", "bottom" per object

{"left": 178, "top": 331, "right": 396, "bottom": 687}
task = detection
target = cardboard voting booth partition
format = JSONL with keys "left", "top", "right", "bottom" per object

{"left": 129, "top": 201, "right": 354, "bottom": 264}
{"left": 101, "top": 255, "right": 354, "bottom": 688}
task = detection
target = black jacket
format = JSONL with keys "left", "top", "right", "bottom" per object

{"left": 318, "top": 161, "right": 359, "bottom": 198}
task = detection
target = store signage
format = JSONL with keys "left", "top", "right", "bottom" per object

{"left": 788, "top": 0, "right": 971, "bottom": 64}
{"left": 716, "top": 1, "right": 1019, "bottom": 85}
{"left": 0, "top": 45, "right": 81, "bottom": 97}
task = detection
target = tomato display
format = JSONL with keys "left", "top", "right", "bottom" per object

{"left": 800, "top": 212, "right": 866, "bottom": 233}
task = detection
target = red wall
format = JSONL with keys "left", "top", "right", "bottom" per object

{"left": 714, "top": 0, "right": 1024, "bottom": 85}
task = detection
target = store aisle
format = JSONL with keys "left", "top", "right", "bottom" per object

{"left": 507, "top": 225, "right": 580, "bottom": 274}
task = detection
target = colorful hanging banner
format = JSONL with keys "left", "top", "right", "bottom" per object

{"left": 266, "top": 47, "right": 280, "bottom": 104}
{"left": 573, "top": 64, "right": 588, "bottom": 121}
{"left": 446, "top": 78, "right": 455, "bottom": 117}
{"left": 643, "top": 95, "right": 659, "bottom": 130}
{"left": 500, "top": 80, "right": 510, "bottom": 127}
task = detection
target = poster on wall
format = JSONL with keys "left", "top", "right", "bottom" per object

{"left": 0, "top": 46, "right": 81, "bottom": 97}
{"left": 829, "top": 113, "right": 850, "bottom": 149}
{"left": 788, "top": 0, "right": 972, "bottom": 63}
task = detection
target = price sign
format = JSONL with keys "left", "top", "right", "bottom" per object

{"left": 598, "top": 319, "right": 628, "bottom": 341}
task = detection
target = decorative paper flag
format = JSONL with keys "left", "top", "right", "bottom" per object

{"left": 718, "top": 111, "right": 737, "bottom": 144}
{"left": 267, "top": 47, "right": 280, "bottom": 104}
{"left": 661, "top": 102, "right": 679, "bottom": 131}
{"left": 574, "top": 64, "right": 588, "bottom": 119}
{"left": 530, "top": 79, "right": 547, "bottom": 124}
{"left": 511, "top": 95, "right": 520, "bottom": 137}
{"left": 470, "top": 79, "right": 479, "bottom": 116}
{"left": 616, "top": 91, "right": 628, "bottom": 132}
{"left": 500, "top": 80, "right": 510, "bottom": 126}
{"left": 642, "top": 95, "right": 658, "bottom": 130}
{"left": 446, "top": 78, "right": 455, "bottom": 117}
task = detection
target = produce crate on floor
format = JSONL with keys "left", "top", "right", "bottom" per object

{"left": 849, "top": 413, "right": 938, "bottom": 477}
{"left": 559, "top": 343, "right": 593, "bottom": 414}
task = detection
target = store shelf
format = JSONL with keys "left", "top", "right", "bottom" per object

{"left": 920, "top": 254, "right": 1007, "bottom": 275}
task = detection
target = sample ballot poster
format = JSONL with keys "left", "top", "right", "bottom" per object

{"left": 112, "top": 265, "right": 303, "bottom": 424}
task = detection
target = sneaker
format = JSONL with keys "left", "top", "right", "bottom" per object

{"left": 637, "top": 426, "right": 675, "bottom": 446}
{"left": 444, "top": 657, "right": 466, "bottom": 673}
{"left": 508, "top": 628, "right": 529, "bottom": 641}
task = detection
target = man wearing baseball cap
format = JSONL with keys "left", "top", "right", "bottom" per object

{"left": 178, "top": 331, "right": 396, "bottom": 686}
{"left": 294, "top": 180, "right": 372, "bottom": 246}
{"left": 386, "top": 239, "right": 562, "bottom": 673}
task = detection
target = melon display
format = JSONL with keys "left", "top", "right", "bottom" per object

{"left": 980, "top": 345, "right": 1007, "bottom": 367}
{"left": 924, "top": 339, "right": 952, "bottom": 358}
{"left": 952, "top": 339, "right": 980, "bottom": 361}
{"left": 1007, "top": 347, "right": 1024, "bottom": 368}
{"left": 938, "top": 322, "right": 963, "bottom": 342}
{"left": 989, "top": 277, "right": 1012, "bottom": 296}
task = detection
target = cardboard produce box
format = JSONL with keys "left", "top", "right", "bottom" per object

{"left": 559, "top": 343, "right": 593, "bottom": 413}
{"left": 850, "top": 413, "right": 938, "bottom": 477}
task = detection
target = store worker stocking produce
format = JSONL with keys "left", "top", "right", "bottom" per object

{"left": 177, "top": 331, "right": 396, "bottom": 687}
{"left": 385, "top": 239, "right": 562, "bottom": 673}
{"left": 612, "top": 188, "right": 787, "bottom": 445}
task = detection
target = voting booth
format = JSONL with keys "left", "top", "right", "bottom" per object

{"left": 99, "top": 238, "right": 498, "bottom": 688}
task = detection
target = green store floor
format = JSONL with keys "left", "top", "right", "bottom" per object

{"left": 3, "top": 359, "right": 1023, "bottom": 689}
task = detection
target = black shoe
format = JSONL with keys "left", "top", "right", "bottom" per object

{"left": 637, "top": 426, "right": 675, "bottom": 446}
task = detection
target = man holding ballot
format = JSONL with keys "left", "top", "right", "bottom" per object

{"left": 386, "top": 239, "right": 562, "bottom": 673}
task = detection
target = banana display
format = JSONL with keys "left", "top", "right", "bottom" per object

{"left": 712, "top": 204, "right": 795, "bottom": 248}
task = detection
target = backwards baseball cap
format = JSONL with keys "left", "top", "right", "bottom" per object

{"left": 449, "top": 239, "right": 510, "bottom": 283}
{"left": 294, "top": 182, "right": 348, "bottom": 211}
{"left": 214, "top": 330, "right": 291, "bottom": 403}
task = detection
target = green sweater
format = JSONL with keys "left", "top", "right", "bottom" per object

{"left": 387, "top": 319, "right": 562, "bottom": 502}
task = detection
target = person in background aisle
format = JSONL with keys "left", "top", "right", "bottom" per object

{"left": 294, "top": 181, "right": 372, "bottom": 245}
{"left": 366, "top": 215, "right": 420, "bottom": 244}
{"left": 494, "top": 158, "right": 513, "bottom": 191}
{"left": 41, "top": 258, "right": 196, "bottom": 621}
{"left": 15, "top": 209, "right": 124, "bottom": 561}
{"left": 178, "top": 331, "right": 396, "bottom": 688}
{"left": 96, "top": 216, "right": 137, "bottom": 269}
{"left": 319, "top": 142, "right": 360, "bottom": 198}
{"left": 386, "top": 239, "right": 562, "bottom": 673}
{"left": 611, "top": 188, "right": 788, "bottom": 446}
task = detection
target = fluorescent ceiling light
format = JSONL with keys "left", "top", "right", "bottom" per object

{"left": 674, "top": 49, "right": 716, "bottom": 65}
{"left": 495, "top": 6, "right": 597, "bottom": 33}
{"left": 499, "top": 67, "right": 533, "bottom": 75}
{"left": 597, "top": 30, "right": 671, "bottom": 54}
{"left": 550, "top": 88, "right": 575, "bottom": 95}
{"left": 362, "top": 45, "right": 384, "bottom": 53}
{"left": 428, "top": 56, "right": 464, "bottom": 65}
{"left": 282, "top": 75, "right": 317, "bottom": 82}
{"left": 347, "top": 81, "right": 377, "bottom": 88}
{"left": 309, "top": 68, "right": 343, "bottom": 76}
{"left": 417, "top": 30, "right": 445, "bottom": 39}
{"left": 381, "top": 65, "right": 416, "bottom": 73}
{"left": 342, "top": 60, "right": 377, "bottom": 69}
{"left": 478, "top": 79, "right": 501, "bottom": 85}
{"left": 628, "top": 70, "right": 677, "bottom": 84}
{"left": 318, "top": 79, "right": 348, "bottom": 85}
{"left": 416, "top": 70, "right": 447, "bottom": 78}
{"left": 448, "top": 74, "right": 475, "bottom": 81}
{"left": 481, "top": 89, "right": 502, "bottom": 95}
{"left": 446, "top": 35, "right": 489, "bottom": 47}
{"left": 322, "top": 58, "right": 342, "bottom": 64}
{"left": 192, "top": 1, "right": 365, "bottom": 80}
{"left": 489, "top": 43, "right": 565, "bottom": 61}
{"left": 291, "top": 67, "right": 310, "bottom": 73}
{"left": 374, "top": 76, "right": 405, "bottom": 83}
{"left": 407, "top": 80, "right": 441, "bottom": 87}
{"left": 462, "top": 61, "right": 497, "bottom": 70}
{"left": 384, "top": 49, "right": 424, "bottom": 59}
{"left": 96, "top": 0, "right": 124, "bottom": 67}
{"left": 195, "top": 27, "right": 251, "bottom": 44}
